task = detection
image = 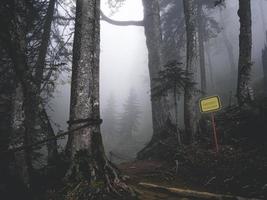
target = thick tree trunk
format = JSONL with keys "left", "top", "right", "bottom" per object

{"left": 142, "top": 0, "right": 172, "bottom": 139}
{"left": 183, "top": 0, "right": 199, "bottom": 144}
{"left": 65, "top": 0, "right": 133, "bottom": 199}
{"left": 237, "top": 0, "right": 252, "bottom": 106}
{"left": 4, "top": 0, "right": 39, "bottom": 188}
{"left": 11, "top": 84, "right": 31, "bottom": 186}
{"left": 259, "top": 0, "right": 267, "bottom": 32}
{"left": 136, "top": 0, "right": 175, "bottom": 159}
{"left": 197, "top": 2, "right": 207, "bottom": 94}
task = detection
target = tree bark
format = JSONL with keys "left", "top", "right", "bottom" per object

{"left": 4, "top": 0, "right": 39, "bottom": 188}
{"left": 10, "top": 84, "right": 31, "bottom": 186}
{"left": 34, "top": 0, "right": 58, "bottom": 164}
{"left": 183, "top": 0, "right": 199, "bottom": 143}
{"left": 141, "top": 0, "right": 172, "bottom": 139}
{"left": 262, "top": 32, "right": 267, "bottom": 93}
{"left": 174, "top": 86, "right": 182, "bottom": 146}
{"left": 197, "top": 2, "right": 207, "bottom": 94}
{"left": 65, "top": 0, "right": 133, "bottom": 198}
{"left": 237, "top": 0, "right": 252, "bottom": 106}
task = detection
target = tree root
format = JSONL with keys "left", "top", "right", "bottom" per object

{"left": 58, "top": 151, "right": 137, "bottom": 200}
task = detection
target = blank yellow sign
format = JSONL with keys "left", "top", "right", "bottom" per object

{"left": 199, "top": 96, "right": 221, "bottom": 113}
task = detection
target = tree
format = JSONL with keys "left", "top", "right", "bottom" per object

{"left": 236, "top": 0, "right": 253, "bottom": 106}
{"left": 34, "top": 0, "right": 58, "bottom": 165}
{"left": 141, "top": 0, "right": 172, "bottom": 138}
{"left": 118, "top": 89, "right": 140, "bottom": 141}
{"left": 219, "top": 8, "right": 236, "bottom": 79}
{"left": 0, "top": 0, "right": 41, "bottom": 188}
{"left": 0, "top": 0, "right": 68, "bottom": 191}
{"left": 101, "top": 0, "right": 174, "bottom": 158}
{"left": 152, "top": 60, "right": 193, "bottom": 145}
{"left": 197, "top": 1, "right": 207, "bottom": 94}
{"left": 160, "top": 0, "right": 185, "bottom": 64}
{"left": 65, "top": 0, "right": 133, "bottom": 199}
{"left": 262, "top": 32, "right": 267, "bottom": 93}
{"left": 183, "top": 0, "right": 199, "bottom": 143}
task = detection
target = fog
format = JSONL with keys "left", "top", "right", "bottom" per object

{"left": 48, "top": 0, "right": 267, "bottom": 158}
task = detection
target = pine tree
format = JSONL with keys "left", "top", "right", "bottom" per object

{"left": 118, "top": 89, "right": 140, "bottom": 141}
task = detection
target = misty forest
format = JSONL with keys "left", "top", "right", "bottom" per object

{"left": 1, "top": 0, "right": 267, "bottom": 199}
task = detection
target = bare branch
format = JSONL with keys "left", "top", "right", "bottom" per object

{"left": 100, "top": 10, "right": 144, "bottom": 26}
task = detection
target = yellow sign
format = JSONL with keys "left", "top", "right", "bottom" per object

{"left": 199, "top": 95, "right": 221, "bottom": 113}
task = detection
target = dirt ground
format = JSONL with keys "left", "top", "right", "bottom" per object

{"left": 118, "top": 159, "right": 265, "bottom": 200}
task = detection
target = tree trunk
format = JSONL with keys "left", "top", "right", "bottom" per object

{"left": 4, "top": 0, "right": 39, "bottom": 188}
{"left": 183, "top": 0, "right": 199, "bottom": 144}
{"left": 34, "top": 0, "right": 58, "bottom": 164}
{"left": 174, "top": 86, "right": 182, "bottom": 146}
{"left": 259, "top": 0, "right": 267, "bottom": 32}
{"left": 237, "top": 0, "right": 252, "bottom": 106}
{"left": 11, "top": 84, "right": 31, "bottom": 186}
{"left": 262, "top": 32, "right": 267, "bottom": 93}
{"left": 197, "top": 2, "right": 207, "bottom": 94}
{"left": 219, "top": 10, "right": 236, "bottom": 77}
{"left": 39, "top": 105, "right": 58, "bottom": 163}
{"left": 142, "top": 0, "right": 172, "bottom": 139}
{"left": 205, "top": 44, "right": 215, "bottom": 90}
{"left": 65, "top": 0, "right": 133, "bottom": 199}
{"left": 137, "top": 0, "right": 174, "bottom": 159}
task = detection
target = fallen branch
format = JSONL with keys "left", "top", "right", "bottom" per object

{"left": 139, "top": 182, "right": 262, "bottom": 200}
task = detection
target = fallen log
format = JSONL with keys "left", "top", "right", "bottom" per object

{"left": 139, "top": 182, "right": 262, "bottom": 200}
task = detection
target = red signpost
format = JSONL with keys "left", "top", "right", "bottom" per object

{"left": 199, "top": 95, "right": 221, "bottom": 154}
{"left": 211, "top": 112, "right": 219, "bottom": 153}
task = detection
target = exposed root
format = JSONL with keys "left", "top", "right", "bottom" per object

{"left": 55, "top": 150, "right": 137, "bottom": 200}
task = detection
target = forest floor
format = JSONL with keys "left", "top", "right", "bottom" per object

{"left": 115, "top": 101, "right": 267, "bottom": 200}
{"left": 118, "top": 146, "right": 267, "bottom": 200}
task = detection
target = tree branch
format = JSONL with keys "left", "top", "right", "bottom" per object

{"left": 100, "top": 10, "right": 144, "bottom": 26}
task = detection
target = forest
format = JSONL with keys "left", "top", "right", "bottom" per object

{"left": 0, "top": 0, "right": 267, "bottom": 199}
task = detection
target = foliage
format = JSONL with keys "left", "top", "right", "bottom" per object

{"left": 106, "top": 0, "right": 126, "bottom": 15}
{"left": 152, "top": 60, "right": 194, "bottom": 98}
{"left": 160, "top": 0, "right": 221, "bottom": 63}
